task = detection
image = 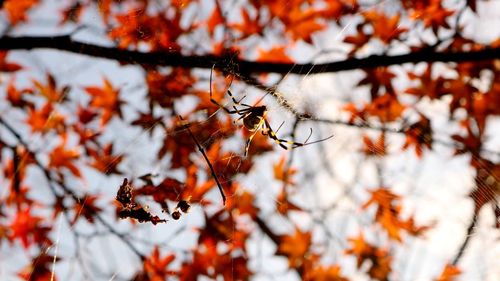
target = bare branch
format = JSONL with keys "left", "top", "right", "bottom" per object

{"left": 0, "top": 35, "right": 499, "bottom": 74}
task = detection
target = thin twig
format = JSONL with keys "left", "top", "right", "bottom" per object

{"left": 178, "top": 115, "right": 226, "bottom": 205}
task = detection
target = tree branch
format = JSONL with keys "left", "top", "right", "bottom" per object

{"left": 1, "top": 35, "right": 499, "bottom": 74}
{"left": 452, "top": 212, "right": 478, "bottom": 265}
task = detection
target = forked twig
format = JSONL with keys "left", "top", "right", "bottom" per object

{"left": 178, "top": 115, "right": 226, "bottom": 205}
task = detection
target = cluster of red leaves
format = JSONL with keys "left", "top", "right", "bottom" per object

{"left": 345, "top": 233, "right": 392, "bottom": 281}
{"left": 363, "top": 188, "right": 430, "bottom": 241}
{"left": 109, "top": 8, "right": 185, "bottom": 51}
{"left": 2, "top": 0, "right": 39, "bottom": 24}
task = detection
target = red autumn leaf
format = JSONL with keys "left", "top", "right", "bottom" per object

{"left": 48, "top": 134, "right": 81, "bottom": 177}
{"left": 26, "top": 103, "right": 66, "bottom": 134}
{"left": 273, "top": 156, "right": 297, "bottom": 185}
{"left": 287, "top": 18, "right": 325, "bottom": 43}
{"left": 131, "top": 111, "right": 164, "bottom": 135}
{"left": 84, "top": 77, "right": 123, "bottom": 126}
{"left": 321, "top": 0, "right": 349, "bottom": 19}
{"left": 409, "top": 1, "right": 455, "bottom": 32}
{"left": 77, "top": 105, "right": 98, "bottom": 124}
{"left": 365, "top": 93, "right": 406, "bottom": 122}
{"left": 276, "top": 189, "right": 302, "bottom": 215}
{"left": 451, "top": 120, "right": 482, "bottom": 157}
{"left": 6, "top": 78, "right": 32, "bottom": 107}
{"left": 60, "top": 2, "right": 83, "bottom": 24}
{"left": 32, "top": 73, "right": 70, "bottom": 103}
{"left": 277, "top": 228, "right": 312, "bottom": 268}
{"left": 229, "top": 190, "right": 259, "bottom": 218}
{"left": 231, "top": 8, "right": 263, "bottom": 38}
{"left": 345, "top": 233, "right": 392, "bottom": 281}
{"left": 435, "top": 264, "right": 461, "bottom": 281}
{"left": 405, "top": 65, "right": 449, "bottom": 100}
{"left": 3, "top": 0, "right": 39, "bottom": 25}
{"left": 402, "top": 115, "right": 433, "bottom": 158}
{"left": 72, "top": 194, "right": 102, "bottom": 224}
{"left": 4, "top": 146, "right": 35, "bottom": 181}
{"left": 179, "top": 243, "right": 251, "bottom": 280}
{"left": 344, "top": 25, "right": 370, "bottom": 54}
{"left": 363, "top": 11, "right": 407, "bottom": 43}
{"left": 73, "top": 124, "right": 100, "bottom": 145}
{"left": 363, "top": 187, "right": 428, "bottom": 241}
{"left": 108, "top": 9, "right": 146, "bottom": 49}
{"left": 18, "top": 252, "right": 59, "bottom": 281}
{"left": 343, "top": 102, "right": 366, "bottom": 123}
{"left": 143, "top": 247, "right": 176, "bottom": 280}
{"left": 283, "top": 6, "right": 326, "bottom": 43}
{"left": 87, "top": 143, "right": 123, "bottom": 175}
{"left": 8, "top": 207, "right": 51, "bottom": 249}
{"left": 97, "top": 0, "right": 112, "bottom": 23}
{"left": 206, "top": 4, "right": 224, "bottom": 35}
{"left": 304, "top": 264, "right": 349, "bottom": 281}
{"left": 358, "top": 67, "right": 396, "bottom": 99}
{"left": 362, "top": 133, "right": 387, "bottom": 156}
{"left": 0, "top": 51, "right": 23, "bottom": 72}
{"left": 146, "top": 68, "right": 196, "bottom": 108}
{"left": 197, "top": 211, "right": 250, "bottom": 254}
{"left": 257, "top": 46, "right": 293, "bottom": 63}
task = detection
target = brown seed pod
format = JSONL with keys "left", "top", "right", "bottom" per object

{"left": 177, "top": 200, "right": 191, "bottom": 213}
{"left": 172, "top": 210, "right": 181, "bottom": 220}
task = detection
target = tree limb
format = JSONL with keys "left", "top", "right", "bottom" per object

{"left": 452, "top": 212, "right": 478, "bottom": 265}
{"left": 1, "top": 35, "right": 499, "bottom": 74}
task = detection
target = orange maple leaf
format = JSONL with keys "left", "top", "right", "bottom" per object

{"left": 8, "top": 207, "right": 51, "bottom": 249}
{"left": 207, "top": 4, "right": 224, "bottom": 35}
{"left": 231, "top": 8, "right": 263, "bottom": 38}
{"left": 143, "top": 247, "right": 176, "bottom": 281}
{"left": 32, "top": 73, "right": 70, "bottom": 103}
{"left": 26, "top": 103, "right": 66, "bottom": 134}
{"left": 273, "top": 156, "right": 297, "bottom": 185}
{"left": 84, "top": 77, "right": 123, "bottom": 126}
{"left": 305, "top": 264, "right": 348, "bottom": 281}
{"left": 6, "top": 78, "right": 32, "bottom": 107}
{"left": 345, "top": 233, "right": 392, "bottom": 280}
{"left": 284, "top": 6, "right": 326, "bottom": 43}
{"left": 18, "top": 252, "right": 59, "bottom": 281}
{"left": 72, "top": 194, "right": 102, "bottom": 224}
{"left": 87, "top": 143, "right": 123, "bottom": 175}
{"left": 364, "top": 188, "right": 430, "bottom": 241}
{"left": 365, "top": 93, "right": 406, "bottom": 122}
{"left": 410, "top": 0, "right": 455, "bottom": 32}
{"left": 402, "top": 115, "right": 433, "bottom": 158}
{"left": 363, "top": 11, "right": 407, "bottom": 43}
{"left": 0, "top": 51, "right": 23, "bottom": 72}
{"left": 3, "top": 0, "right": 39, "bottom": 25}
{"left": 362, "top": 133, "right": 387, "bottom": 156}
{"left": 277, "top": 228, "right": 311, "bottom": 268}
{"left": 435, "top": 264, "right": 461, "bottom": 281}
{"left": 257, "top": 46, "right": 293, "bottom": 63}
{"left": 60, "top": 2, "right": 84, "bottom": 24}
{"left": 48, "top": 134, "right": 81, "bottom": 177}
{"left": 229, "top": 190, "right": 259, "bottom": 218}
{"left": 276, "top": 189, "right": 302, "bottom": 215}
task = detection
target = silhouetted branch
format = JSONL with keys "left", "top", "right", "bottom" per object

{"left": 452, "top": 212, "right": 478, "bottom": 265}
{"left": 1, "top": 35, "right": 499, "bottom": 74}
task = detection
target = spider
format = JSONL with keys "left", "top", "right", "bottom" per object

{"left": 209, "top": 68, "right": 333, "bottom": 156}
